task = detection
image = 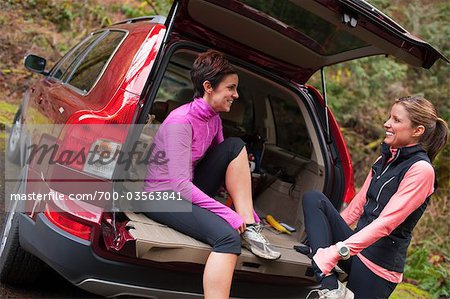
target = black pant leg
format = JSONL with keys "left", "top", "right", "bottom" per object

{"left": 302, "top": 190, "right": 354, "bottom": 254}
{"left": 347, "top": 256, "right": 398, "bottom": 298}
{"left": 302, "top": 190, "right": 355, "bottom": 284}
{"left": 143, "top": 138, "right": 245, "bottom": 255}
{"left": 193, "top": 137, "right": 245, "bottom": 196}
{"left": 144, "top": 201, "right": 241, "bottom": 254}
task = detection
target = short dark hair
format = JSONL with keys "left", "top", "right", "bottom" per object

{"left": 190, "top": 49, "right": 236, "bottom": 98}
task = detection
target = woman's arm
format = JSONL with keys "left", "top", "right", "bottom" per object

{"left": 314, "top": 161, "right": 435, "bottom": 274}
{"left": 164, "top": 121, "right": 244, "bottom": 229}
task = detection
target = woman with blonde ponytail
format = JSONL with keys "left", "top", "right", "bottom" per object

{"left": 301, "top": 96, "right": 448, "bottom": 299}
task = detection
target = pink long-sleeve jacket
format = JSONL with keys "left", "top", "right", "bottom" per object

{"left": 144, "top": 97, "right": 259, "bottom": 229}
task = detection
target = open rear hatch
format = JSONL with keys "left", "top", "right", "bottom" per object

{"left": 173, "top": 0, "right": 448, "bottom": 83}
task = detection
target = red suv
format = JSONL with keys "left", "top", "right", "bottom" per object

{"left": 2, "top": 1, "right": 447, "bottom": 298}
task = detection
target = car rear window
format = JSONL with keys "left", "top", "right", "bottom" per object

{"left": 241, "top": 0, "right": 368, "bottom": 55}
{"left": 67, "top": 30, "right": 126, "bottom": 93}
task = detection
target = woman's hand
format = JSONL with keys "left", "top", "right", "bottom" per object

{"left": 312, "top": 245, "right": 341, "bottom": 275}
{"left": 236, "top": 223, "right": 246, "bottom": 234}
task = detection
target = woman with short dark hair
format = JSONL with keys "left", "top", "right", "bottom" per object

{"left": 144, "top": 49, "right": 280, "bottom": 299}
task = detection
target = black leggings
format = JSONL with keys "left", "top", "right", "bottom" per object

{"left": 303, "top": 191, "right": 397, "bottom": 299}
{"left": 144, "top": 137, "right": 245, "bottom": 254}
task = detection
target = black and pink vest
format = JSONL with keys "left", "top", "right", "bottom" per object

{"left": 356, "top": 143, "right": 435, "bottom": 272}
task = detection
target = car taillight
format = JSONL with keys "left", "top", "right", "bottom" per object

{"left": 43, "top": 190, "right": 103, "bottom": 240}
{"left": 56, "top": 89, "right": 139, "bottom": 179}
{"left": 83, "top": 139, "right": 122, "bottom": 179}
{"left": 44, "top": 204, "right": 92, "bottom": 241}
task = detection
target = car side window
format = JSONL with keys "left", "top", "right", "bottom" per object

{"left": 269, "top": 95, "right": 312, "bottom": 158}
{"left": 66, "top": 30, "right": 126, "bottom": 93}
{"left": 50, "top": 33, "right": 102, "bottom": 80}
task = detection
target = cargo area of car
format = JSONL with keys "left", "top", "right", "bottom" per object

{"left": 108, "top": 48, "right": 327, "bottom": 281}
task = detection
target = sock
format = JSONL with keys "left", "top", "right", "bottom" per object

{"left": 320, "top": 274, "right": 338, "bottom": 290}
{"left": 294, "top": 244, "right": 312, "bottom": 257}
{"left": 312, "top": 260, "right": 338, "bottom": 290}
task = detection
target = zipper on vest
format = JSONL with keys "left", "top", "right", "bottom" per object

{"left": 373, "top": 176, "right": 396, "bottom": 212}
{"left": 377, "top": 148, "right": 401, "bottom": 180}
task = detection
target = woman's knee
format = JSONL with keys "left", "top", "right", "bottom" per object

{"left": 223, "top": 137, "right": 245, "bottom": 148}
{"left": 212, "top": 229, "right": 241, "bottom": 254}
{"left": 302, "top": 190, "right": 325, "bottom": 209}
{"left": 222, "top": 137, "right": 246, "bottom": 158}
{"left": 222, "top": 137, "right": 245, "bottom": 153}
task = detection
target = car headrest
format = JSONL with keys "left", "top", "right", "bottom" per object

{"left": 151, "top": 88, "right": 194, "bottom": 123}
{"left": 166, "top": 99, "right": 181, "bottom": 112}
{"left": 174, "top": 88, "right": 194, "bottom": 104}
{"left": 151, "top": 101, "right": 169, "bottom": 123}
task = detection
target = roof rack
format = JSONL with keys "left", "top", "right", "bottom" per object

{"left": 112, "top": 16, "right": 167, "bottom": 26}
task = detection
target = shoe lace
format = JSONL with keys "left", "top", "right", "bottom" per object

{"left": 249, "top": 223, "right": 270, "bottom": 245}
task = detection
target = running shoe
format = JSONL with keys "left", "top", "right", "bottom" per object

{"left": 306, "top": 281, "right": 354, "bottom": 299}
{"left": 241, "top": 223, "right": 281, "bottom": 260}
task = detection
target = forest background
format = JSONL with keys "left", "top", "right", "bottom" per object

{"left": 0, "top": 0, "right": 448, "bottom": 298}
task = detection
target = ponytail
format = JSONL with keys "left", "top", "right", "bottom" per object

{"left": 425, "top": 118, "right": 448, "bottom": 162}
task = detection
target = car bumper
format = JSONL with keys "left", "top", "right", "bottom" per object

{"left": 18, "top": 213, "right": 312, "bottom": 298}
{"left": 18, "top": 213, "right": 206, "bottom": 298}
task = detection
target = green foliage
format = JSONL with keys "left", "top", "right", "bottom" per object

{"left": 0, "top": 131, "right": 6, "bottom": 152}
{"left": 0, "top": 102, "right": 19, "bottom": 126}
{"left": 0, "top": 101, "right": 19, "bottom": 151}
{"left": 121, "top": 0, "right": 173, "bottom": 18}
{"left": 121, "top": 4, "right": 153, "bottom": 19}
{"left": 5, "top": 0, "right": 113, "bottom": 32}
{"left": 404, "top": 247, "right": 450, "bottom": 298}
{"left": 391, "top": 283, "right": 432, "bottom": 299}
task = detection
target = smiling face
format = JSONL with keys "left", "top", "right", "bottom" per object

{"left": 384, "top": 103, "right": 422, "bottom": 148}
{"left": 203, "top": 73, "right": 239, "bottom": 113}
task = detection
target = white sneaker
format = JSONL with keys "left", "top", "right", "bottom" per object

{"left": 306, "top": 281, "right": 354, "bottom": 299}
{"left": 241, "top": 223, "right": 281, "bottom": 260}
